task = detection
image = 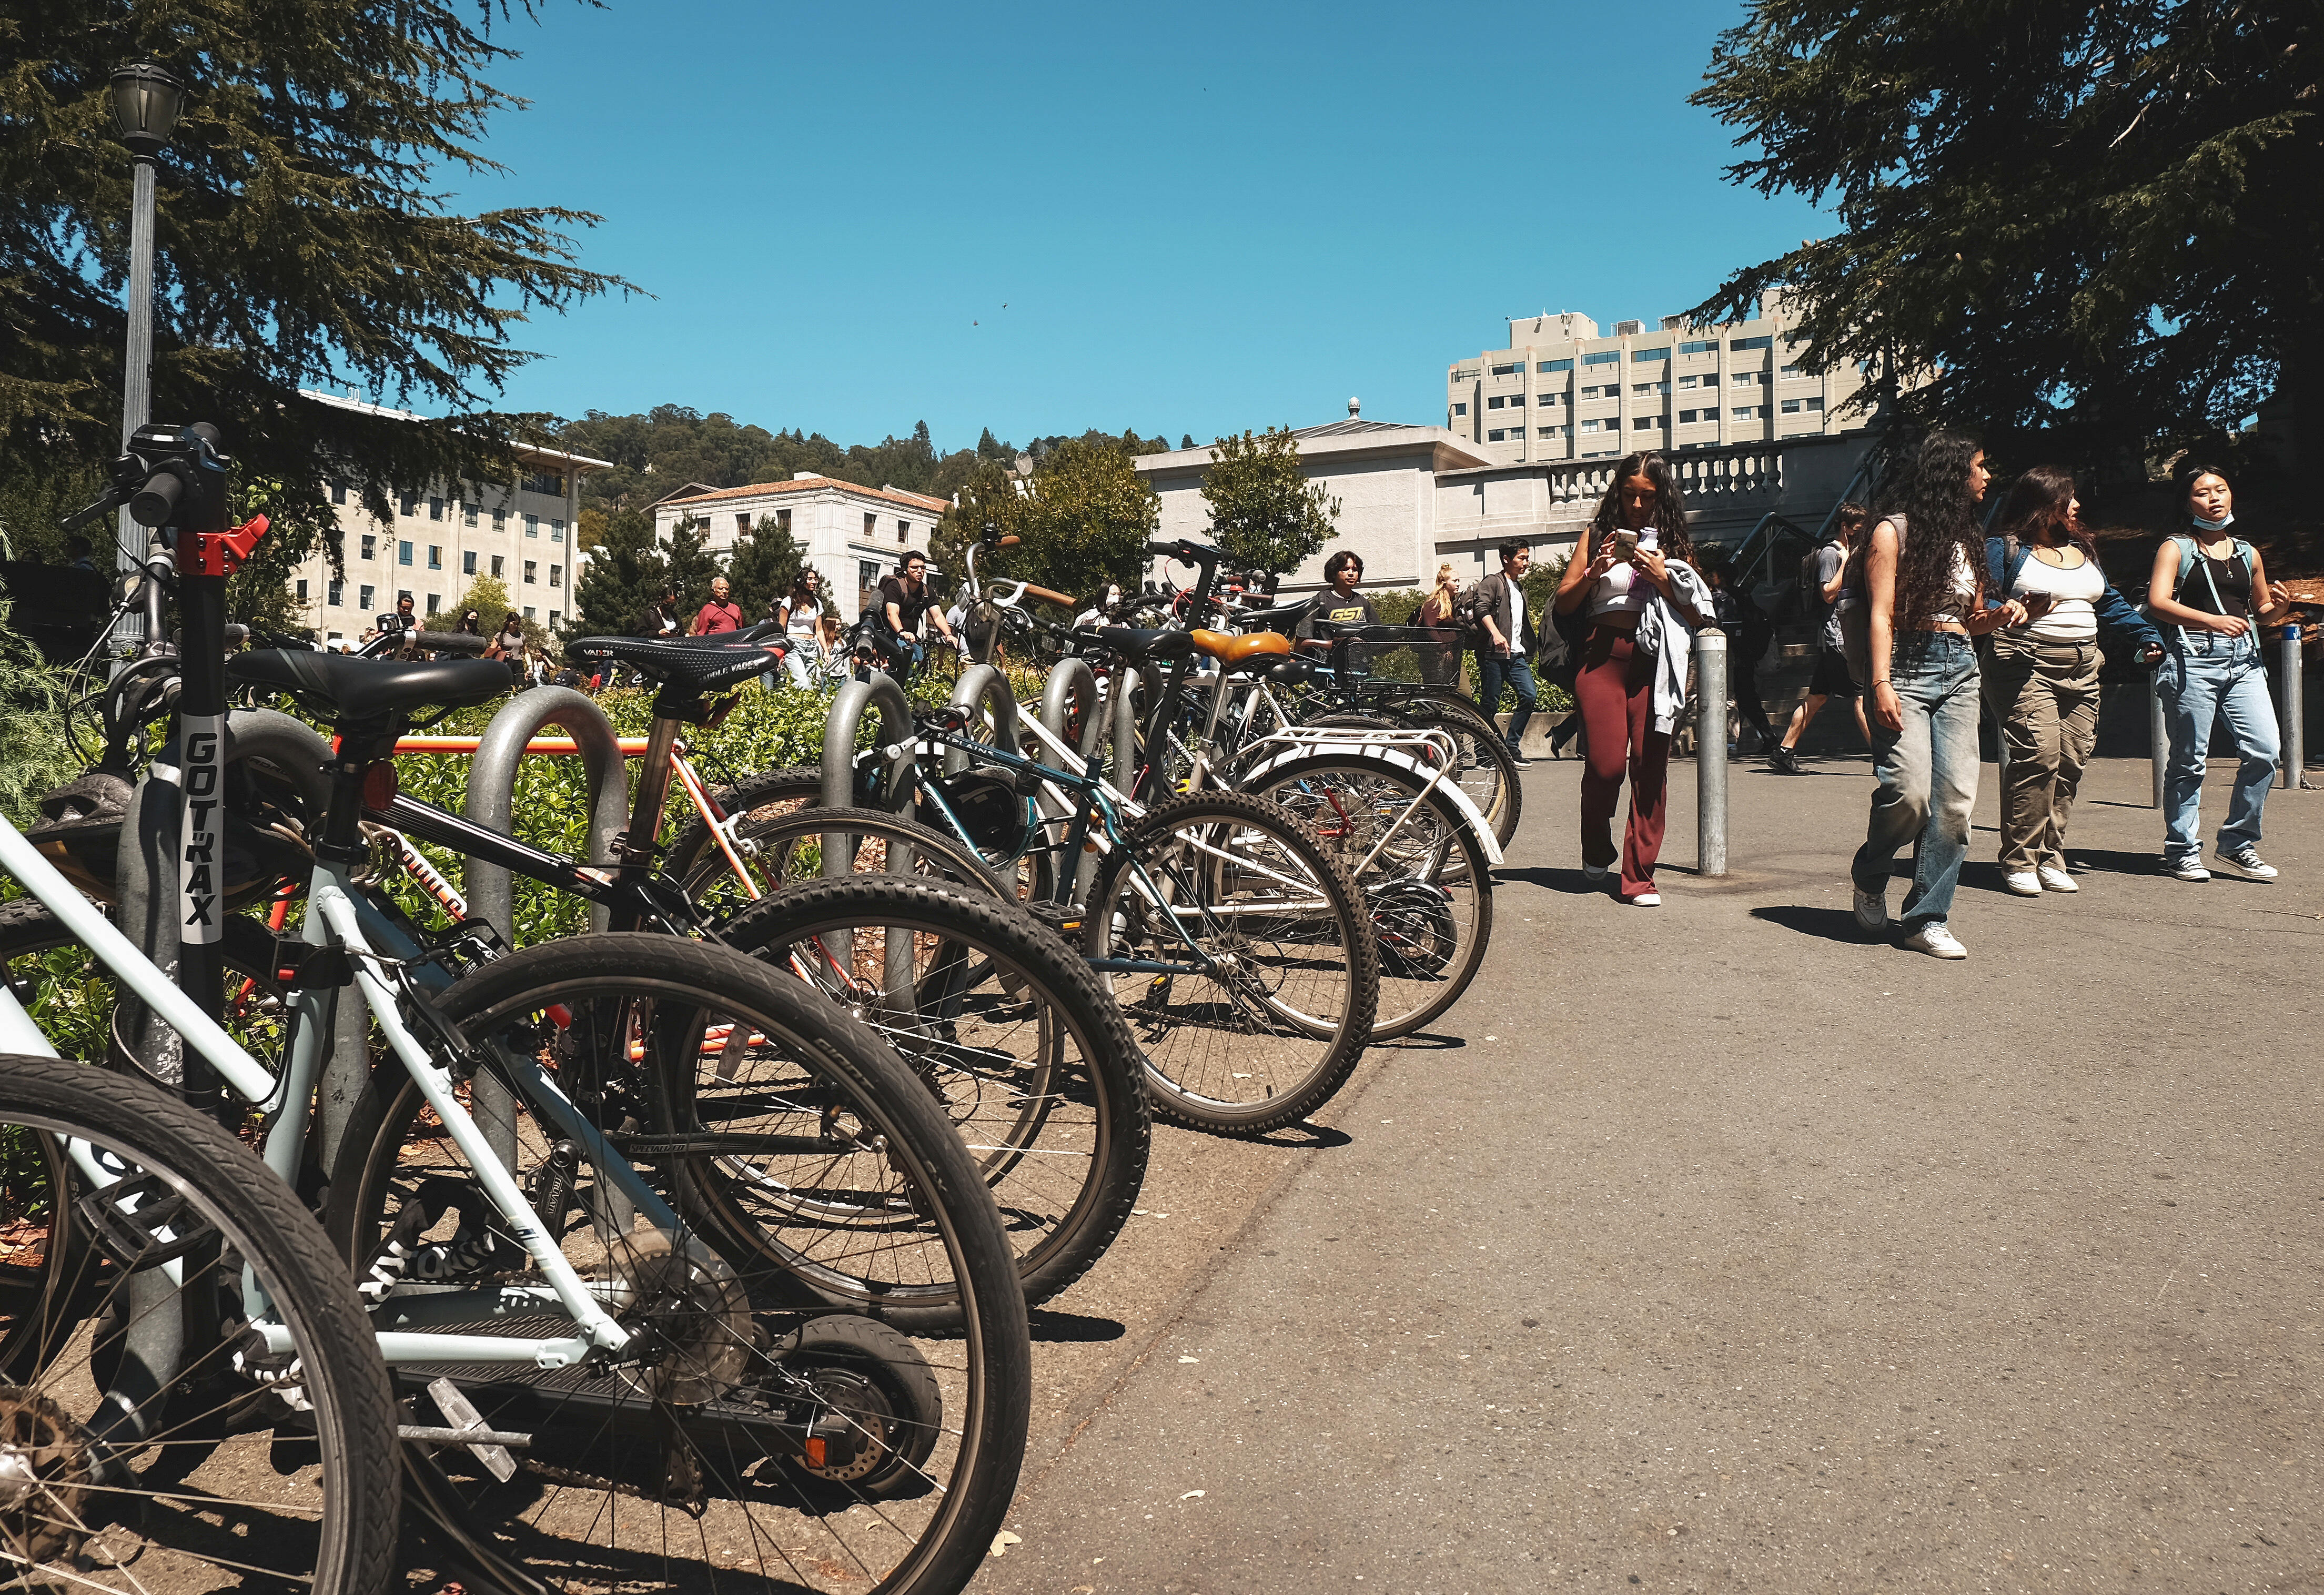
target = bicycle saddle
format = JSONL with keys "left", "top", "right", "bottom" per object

{"left": 562, "top": 632, "right": 778, "bottom": 697}
{"left": 1187, "top": 629, "right": 1293, "bottom": 670}
{"left": 229, "top": 650, "right": 512, "bottom": 723}
{"left": 1244, "top": 595, "right": 1324, "bottom": 637}
{"left": 1088, "top": 625, "right": 1195, "bottom": 664}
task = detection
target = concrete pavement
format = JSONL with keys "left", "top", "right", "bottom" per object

{"left": 977, "top": 751, "right": 2324, "bottom": 1594}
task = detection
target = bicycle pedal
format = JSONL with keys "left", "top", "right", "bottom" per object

{"left": 421, "top": 1379, "right": 520, "bottom": 1482}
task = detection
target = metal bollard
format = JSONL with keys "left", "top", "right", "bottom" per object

{"left": 1695, "top": 630, "right": 1728, "bottom": 877}
{"left": 2150, "top": 667, "right": 2168, "bottom": 810}
{"left": 2281, "top": 625, "right": 2305, "bottom": 790}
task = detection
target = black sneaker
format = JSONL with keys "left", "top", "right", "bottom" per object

{"left": 1508, "top": 750, "right": 1534, "bottom": 769}
{"left": 1769, "top": 745, "right": 1802, "bottom": 774}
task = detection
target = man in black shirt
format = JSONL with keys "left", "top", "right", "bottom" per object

{"left": 877, "top": 552, "right": 957, "bottom": 665}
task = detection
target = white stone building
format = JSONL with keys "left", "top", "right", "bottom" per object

{"left": 650, "top": 475, "right": 949, "bottom": 624}
{"left": 283, "top": 391, "right": 610, "bottom": 643}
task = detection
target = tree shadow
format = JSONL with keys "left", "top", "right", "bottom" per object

{"left": 1749, "top": 904, "right": 1871, "bottom": 944}
{"left": 1026, "top": 1309, "right": 1127, "bottom": 1344}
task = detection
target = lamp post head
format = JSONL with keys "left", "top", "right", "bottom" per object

{"left": 109, "top": 59, "right": 185, "bottom": 158}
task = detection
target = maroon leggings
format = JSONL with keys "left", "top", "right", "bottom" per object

{"left": 1575, "top": 629, "right": 1670, "bottom": 897}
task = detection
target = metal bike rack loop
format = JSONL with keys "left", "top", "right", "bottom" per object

{"left": 821, "top": 672, "right": 917, "bottom": 876}
{"left": 464, "top": 686, "right": 631, "bottom": 1168}
{"left": 944, "top": 663, "right": 1023, "bottom": 777}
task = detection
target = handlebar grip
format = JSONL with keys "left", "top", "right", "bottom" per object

{"left": 997, "top": 534, "right": 1020, "bottom": 548}
{"left": 128, "top": 468, "right": 184, "bottom": 529}
{"left": 1020, "top": 584, "right": 1076, "bottom": 608}
{"left": 1143, "top": 541, "right": 1181, "bottom": 558}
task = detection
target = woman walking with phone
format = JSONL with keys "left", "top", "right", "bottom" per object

{"left": 1981, "top": 467, "right": 2164, "bottom": 895}
{"left": 2147, "top": 463, "right": 2294, "bottom": 881}
{"left": 1551, "top": 451, "right": 1711, "bottom": 906}
{"left": 1851, "top": 431, "right": 2027, "bottom": 958}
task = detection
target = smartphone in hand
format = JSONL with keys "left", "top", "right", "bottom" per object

{"left": 1615, "top": 528, "right": 1640, "bottom": 554}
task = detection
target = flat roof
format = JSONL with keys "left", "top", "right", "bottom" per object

{"left": 296, "top": 389, "right": 613, "bottom": 472}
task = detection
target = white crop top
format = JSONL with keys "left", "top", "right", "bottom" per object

{"left": 1589, "top": 528, "right": 1660, "bottom": 615}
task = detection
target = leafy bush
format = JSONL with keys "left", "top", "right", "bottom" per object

{"left": 0, "top": 596, "right": 79, "bottom": 831}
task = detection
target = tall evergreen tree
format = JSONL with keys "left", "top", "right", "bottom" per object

{"left": 0, "top": 1, "right": 633, "bottom": 567}
{"left": 569, "top": 507, "right": 666, "bottom": 638}
{"left": 722, "top": 520, "right": 807, "bottom": 622}
{"left": 663, "top": 516, "right": 721, "bottom": 623}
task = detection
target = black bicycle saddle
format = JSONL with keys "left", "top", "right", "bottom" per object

{"left": 562, "top": 632, "right": 780, "bottom": 698}
{"left": 229, "top": 650, "right": 512, "bottom": 724}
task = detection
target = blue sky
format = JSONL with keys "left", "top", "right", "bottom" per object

{"left": 457, "top": 0, "right": 1824, "bottom": 451}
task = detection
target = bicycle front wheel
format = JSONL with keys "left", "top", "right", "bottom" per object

{"left": 1084, "top": 790, "right": 1380, "bottom": 1136}
{"left": 323, "top": 934, "right": 1030, "bottom": 1595}
{"left": 0, "top": 1054, "right": 401, "bottom": 1594}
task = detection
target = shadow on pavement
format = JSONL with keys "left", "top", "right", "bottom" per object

{"left": 1249, "top": 1122, "right": 1354, "bottom": 1150}
{"left": 2061, "top": 846, "right": 2166, "bottom": 875}
{"left": 1494, "top": 865, "right": 1606, "bottom": 894}
{"left": 1380, "top": 1032, "right": 1467, "bottom": 1052}
{"left": 1749, "top": 904, "right": 1870, "bottom": 943}
{"left": 1026, "top": 1309, "right": 1127, "bottom": 1344}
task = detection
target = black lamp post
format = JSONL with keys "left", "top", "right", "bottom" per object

{"left": 106, "top": 58, "right": 185, "bottom": 648}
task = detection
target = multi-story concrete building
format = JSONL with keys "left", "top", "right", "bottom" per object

{"left": 650, "top": 475, "right": 948, "bottom": 624}
{"left": 284, "top": 391, "right": 611, "bottom": 643}
{"left": 1446, "top": 292, "right": 1872, "bottom": 468}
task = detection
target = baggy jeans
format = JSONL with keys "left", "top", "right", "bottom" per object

{"left": 1981, "top": 632, "right": 2100, "bottom": 872}
{"left": 1853, "top": 633, "right": 1980, "bottom": 933}
{"left": 1474, "top": 650, "right": 1538, "bottom": 751}
{"left": 2159, "top": 631, "right": 2279, "bottom": 860}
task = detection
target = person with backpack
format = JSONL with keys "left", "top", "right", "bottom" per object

{"left": 1850, "top": 433, "right": 2028, "bottom": 958}
{"left": 1769, "top": 503, "right": 1870, "bottom": 772}
{"left": 1467, "top": 542, "right": 1539, "bottom": 769}
{"left": 1551, "top": 452, "right": 1712, "bottom": 904}
{"left": 2146, "top": 463, "right": 2294, "bottom": 882}
{"left": 1980, "top": 466, "right": 2163, "bottom": 895}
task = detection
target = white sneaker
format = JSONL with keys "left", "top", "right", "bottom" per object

{"left": 1631, "top": 891, "right": 1661, "bottom": 906}
{"left": 2166, "top": 855, "right": 2211, "bottom": 882}
{"left": 1899, "top": 923, "right": 1968, "bottom": 959}
{"left": 2003, "top": 871, "right": 2043, "bottom": 896}
{"left": 2218, "top": 845, "right": 2278, "bottom": 881}
{"left": 2037, "top": 865, "right": 2078, "bottom": 893}
{"left": 1852, "top": 881, "right": 1887, "bottom": 935}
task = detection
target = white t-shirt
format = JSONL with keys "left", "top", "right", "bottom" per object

{"left": 783, "top": 595, "right": 821, "bottom": 640}
{"left": 2008, "top": 549, "right": 2104, "bottom": 643}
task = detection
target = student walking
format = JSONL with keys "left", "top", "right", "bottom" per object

{"left": 1770, "top": 504, "right": 1871, "bottom": 772}
{"left": 1417, "top": 563, "right": 1462, "bottom": 687}
{"left": 1470, "top": 542, "right": 1540, "bottom": 769}
{"left": 1851, "top": 433, "right": 2026, "bottom": 958}
{"left": 1981, "top": 466, "right": 2164, "bottom": 895}
{"left": 2146, "top": 463, "right": 2295, "bottom": 882}
{"left": 692, "top": 575, "right": 742, "bottom": 636}
{"left": 1552, "top": 453, "right": 1711, "bottom": 905}
{"left": 776, "top": 570, "right": 824, "bottom": 687}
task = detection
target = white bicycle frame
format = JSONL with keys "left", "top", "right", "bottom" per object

{"left": 0, "top": 813, "right": 646, "bottom": 1370}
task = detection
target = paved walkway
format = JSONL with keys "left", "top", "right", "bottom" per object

{"left": 976, "top": 753, "right": 2324, "bottom": 1594}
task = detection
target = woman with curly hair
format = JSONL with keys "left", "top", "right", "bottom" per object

{"left": 1851, "top": 431, "right": 2028, "bottom": 957}
{"left": 1552, "top": 451, "right": 1712, "bottom": 905}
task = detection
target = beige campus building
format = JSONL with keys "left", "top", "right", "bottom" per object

{"left": 1446, "top": 293, "right": 1871, "bottom": 467}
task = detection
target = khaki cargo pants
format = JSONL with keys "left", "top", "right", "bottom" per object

{"left": 1982, "top": 632, "right": 2101, "bottom": 872}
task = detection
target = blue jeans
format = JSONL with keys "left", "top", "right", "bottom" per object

{"left": 1853, "top": 634, "right": 1980, "bottom": 933}
{"left": 2159, "top": 632, "right": 2278, "bottom": 859}
{"left": 1474, "top": 650, "right": 1538, "bottom": 750}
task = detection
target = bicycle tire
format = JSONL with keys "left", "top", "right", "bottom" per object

{"left": 321, "top": 933, "right": 1030, "bottom": 1595}
{"left": 1313, "top": 695, "right": 1523, "bottom": 850}
{"left": 672, "top": 794, "right": 1013, "bottom": 919}
{"left": 1083, "top": 789, "right": 1380, "bottom": 1136}
{"left": 1241, "top": 753, "right": 1496, "bottom": 1039}
{"left": 0, "top": 1054, "right": 401, "bottom": 1595}
{"left": 718, "top": 875, "right": 1150, "bottom": 1316}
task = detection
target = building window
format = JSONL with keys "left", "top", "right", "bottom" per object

{"left": 492, "top": 509, "right": 506, "bottom": 531}
{"left": 1780, "top": 363, "right": 1803, "bottom": 378}
{"left": 1635, "top": 415, "right": 1662, "bottom": 429}
{"left": 328, "top": 578, "right": 343, "bottom": 605}
{"left": 549, "top": 564, "right": 562, "bottom": 588}
{"left": 897, "top": 519, "right": 911, "bottom": 540}
{"left": 1580, "top": 419, "right": 1602, "bottom": 434}
{"left": 523, "top": 606, "right": 536, "bottom": 621}
{"left": 864, "top": 513, "right": 877, "bottom": 539}
{"left": 858, "top": 560, "right": 880, "bottom": 615}
{"left": 427, "top": 545, "right": 441, "bottom": 569}
{"left": 296, "top": 579, "right": 309, "bottom": 603}
{"left": 521, "top": 469, "right": 564, "bottom": 497}
{"left": 426, "top": 593, "right": 440, "bottom": 614}
{"left": 524, "top": 560, "right": 538, "bottom": 584}
{"left": 359, "top": 583, "right": 375, "bottom": 610}
{"left": 1487, "top": 429, "right": 1507, "bottom": 442}
{"left": 1732, "top": 406, "right": 1762, "bottom": 419}
{"left": 1452, "top": 402, "right": 1468, "bottom": 416}
{"left": 398, "top": 540, "right": 413, "bottom": 566}
{"left": 1490, "top": 362, "right": 1520, "bottom": 376}
{"left": 428, "top": 496, "right": 443, "bottom": 521}
{"left": 1538, "top": 425, "right": 1568, "bottom": 438}
{"left": 548, "top": 610, "right": 560, "bottom": 628}
{"left": 1538, "top": 358, "right": 1572, "bottom": 372}
{"left": 1679, "top": 339, "right": 1717, "bottom": 356}
{"left": 1632, "top": 382, "right": 1668, "bottom": 396}
{"left": 525, "top": 514, "right": 539, "bottom": 538}
{"left": 737, "top": 513, "right": 752, "bottom": 537}
{"left": 399, "top": 492, "right": 417, "bottom": 517}
{"left": 1733, "top": 370, "right": 1768, "bottom": 386}
{"left": 360, "top": 533, "right": 376, "bottom": 560}
{"left": 462, "top": 550, "right": 477, "bottom": 575}
{"left": 1487, "top": 396, "right": 1504, "bottom": 410}
{"left": 1632, "top": 347, "right": 1669, "bottom": 362}
{"left": 1730, "top": 335, "right": 1773, "bottom": 351}
{"left": 1583, "top": 350, "right": 1620, "bottom": 366}
{"left": 463, "top": 502, "right": 478, "bottom": 527}
{"left": 490, "top": 556, "right": 504, "bottom": 578}
{"left": 330, "top": 483, "right": 347, "bottom": 506}
{"left": 551, "top": 519, "right": 564, "bottom": 543}
{"left": 1679, "top": 409, "right": 1701, "bottom": 424}
{"left": 1677, "top": 375, "right": 1700, "bottom": 390}
{"left": 1781, "top": 396, "right": 1826, "bottom": 415}
{"left": 775, "top": 509, "right": 792, "bottom": 537}
{"left": 1507, "top": 394, "right": 1524, "bottom": 408}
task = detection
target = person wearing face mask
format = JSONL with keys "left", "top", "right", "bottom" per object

{"left": 1551, "top": 452, "right": 1712, "bottom": 905}
{"left": 1979, "top": 466, "right": 2164, "bottom": 896}
{"left": 2146, "top": 463, "right": 2295, "bottom": 882}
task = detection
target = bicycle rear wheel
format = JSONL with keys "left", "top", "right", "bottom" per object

{"left": 0, "top": 1054, "right": 401, "bottom": 1594}
{"left": 323, "top": 934, "right": 1030, "bottom": 1595}
{"left": 1242, "top": 754, "right": 1495, "bottom": 1039}
{"left": 718, "top": 875, "right": 1151, "bottom": 1316}
{"left": 1084, "top": 790, "right": 1380, "bottom": 1136}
